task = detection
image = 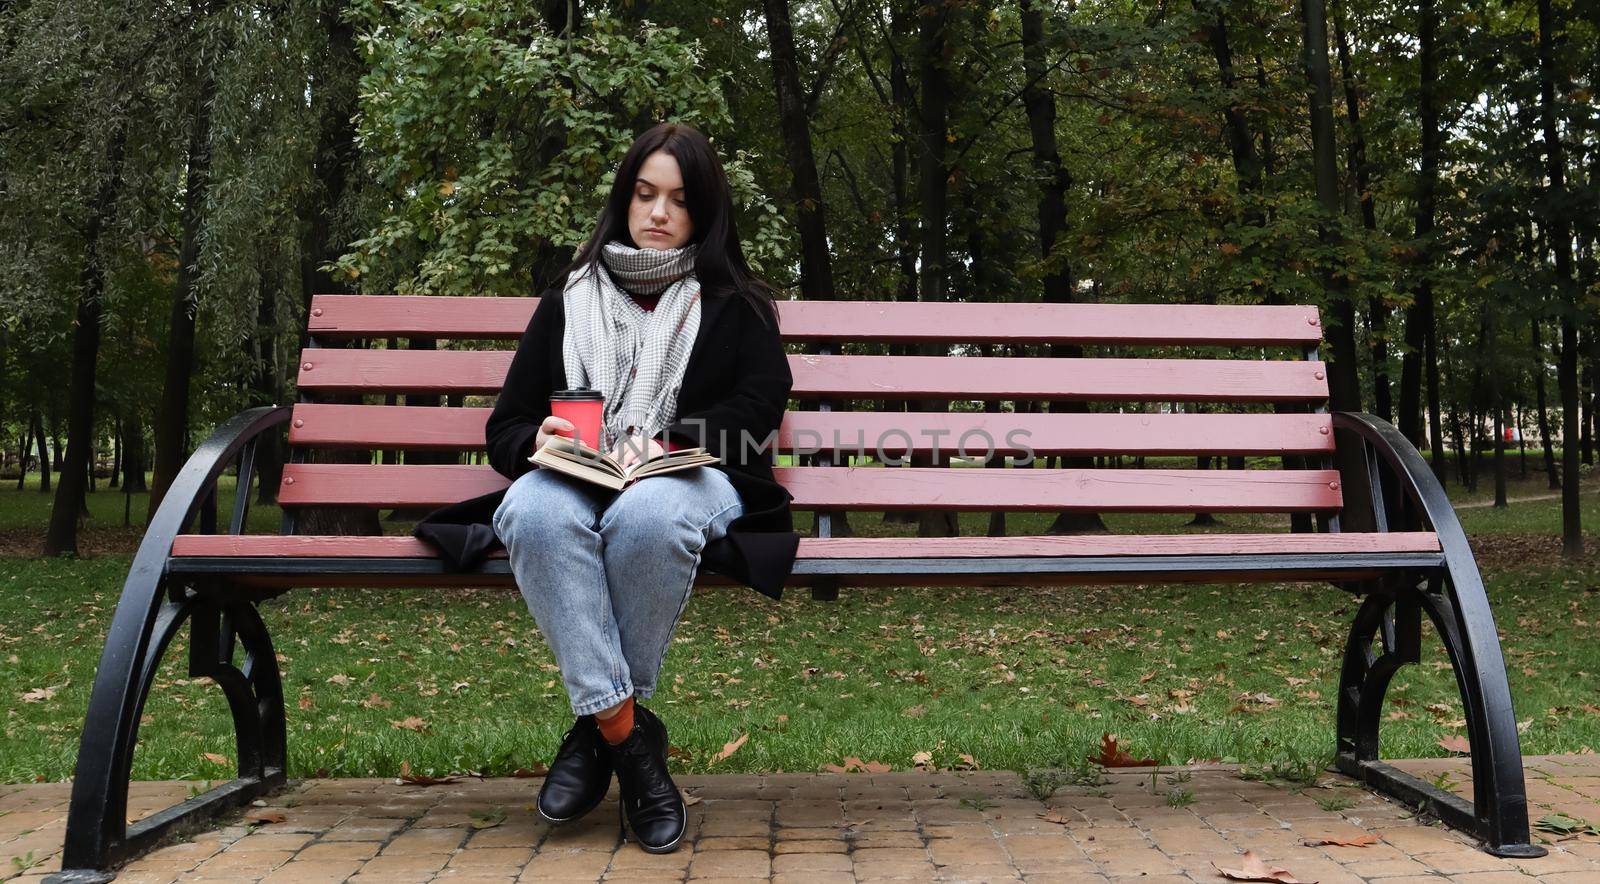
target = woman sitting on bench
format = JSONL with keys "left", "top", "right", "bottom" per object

{"left": 485, "top": 122, "right": 797, "bottom": 854}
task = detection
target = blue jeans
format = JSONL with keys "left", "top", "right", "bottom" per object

{"left": 492, "top": 466, "right": 743, "bottom": 717}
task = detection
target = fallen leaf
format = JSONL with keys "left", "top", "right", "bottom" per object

{"left": 912, "top": 750, "right": 935, "bottom": 770}
{"left": 243, "top": 810, "right": 286, "bottom": 825}
{"left": 1037, "top": 811, "right": 1074, "bottom": 825}
{"left": 201, "top": 753, "right": 231, "bottom": 767}
{"left": 1302, "top": 834, "right": 1378, "bottom": 847}
{"left": 1214, "top": 850, "right": 1317, "bottom": 883}
{"left": 1534, "top": 813, "right": 1600, "bottom": 838}
{"left": 510, "top": 763, "right": 549, "bottom": 778}
{"left": 709, "top": 733, "right": 747, "bottom": 765}
{"left": 681, "top": 789, "right": 702, "bottom": 807}
{"left": 397, "top": 760, "right": 460, "bottom": 786}
{"left": 361, "top": 693, "right": 393, "bottom": 709}
{"left": 325, "top": 674, "right": 353, "bottom": 686}
{"left": 1438, "top": 735, "right": 1471, "bottom": 755}
{"left": 20, "top": 687, "right": 55, "bottom": 702}
{"left": 390, "top": 716, "right": 430, "bottom": 734}
{"left": 902, "top": 704, "right": 927, "bottom": 718}
{"left": 824, "top": 755, "right": 889, "bottom": 773}
{"left": 1089, "top": 733, "right": 1157, "bottom": 768}
{"left": 297, "top": 695, "right": 313, "bottom": 711}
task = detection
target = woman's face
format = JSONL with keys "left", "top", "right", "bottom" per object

{"left": 627, "top": 150, "right": 693, "bottom": 251}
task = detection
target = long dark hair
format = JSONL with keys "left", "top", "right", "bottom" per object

{"left": 558, "top": 122, "right": 782, "bottom": 331}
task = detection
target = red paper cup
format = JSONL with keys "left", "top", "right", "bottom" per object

{"left": 550, "top": 389, "right": 604, "bottom": 450}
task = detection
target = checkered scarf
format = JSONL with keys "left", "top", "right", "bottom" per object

{"left": 562, "top": 241, "right": 702, "bottom": 453}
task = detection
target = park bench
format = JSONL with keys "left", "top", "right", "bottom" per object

{"left": 51, "top": 295, "right": 1545, "bottom": 881}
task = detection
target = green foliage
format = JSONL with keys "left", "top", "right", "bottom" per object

{"left": 332, "top": 2, "right": 789, "bottom": 294}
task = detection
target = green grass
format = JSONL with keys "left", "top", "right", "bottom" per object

{"left": 3, "top": 463, "right": 1600, "bottom": 785}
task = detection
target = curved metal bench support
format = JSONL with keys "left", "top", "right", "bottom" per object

{"left": 1331, "top": 412, "right": 1544, "bottom": 858}
{"left": 50, "top": 407, "right": 292, "bottom": 884}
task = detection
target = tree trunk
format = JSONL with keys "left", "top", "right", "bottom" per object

{"left": 149, "top": 8, "right": 218, "bottom": 518}
{"left": 1333, "top": 0, "right": 1390, "bottom": 422}
{"left": 763, "top": 0, "right": 836, "bottom": 306}
{"left": 1023, "top": 0, "right": 1105, "bottom": 535}
{"left": 251, "top": 262, "right": 284, "bottom": 505}
{"left": 45, "top": 126, "right": 127, "bottom": 556}
{"left": 15, "top": 419, "right": 27, "bottom": 491}
{"left": 1537, "top": 0, "right": 1580, "bottom": 556}
{"left": 1399, "top": 0, "right": 1438, "bottom": 459}
{"left": 762, "top": 0, "right": 851, "bottom": 538}
{"left": 1300, "top": 0, "right": 1371, "bottom": 531}
{"left": 122, "top": 410, "right": 146, "bottom": 493}
{"left": 295, "top": 5, "right": 380, "bottom": 538}
{"left": 1199, "top": 5, "right": 1262, "bottom": 213}
{"left": 879, "top": 0, "right": 920, "bottom": 528}
{"left": 911, "top": 0, "right": 956, "bottom": 538}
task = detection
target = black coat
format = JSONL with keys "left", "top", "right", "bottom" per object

{"left": 413, "top": 286, "right": 801, "bottom": 600}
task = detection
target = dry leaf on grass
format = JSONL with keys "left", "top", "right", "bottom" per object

{"left": 390, "top": 716, "right": 430, "bottom": 734}
{"left": 1301, "top": 834, "right": 1378, "bottom": 847}
{"left": 823, "top": 756, "right": 891, "bottom": 774}
{"left": 912, "top": 750, "right": 935, "bottom": 771}
{"left": 1213, "top": 851, "right": 1317, "bottom": 883}
{"left": 20, "top": 687, "right": 55, "bottom": 702}
{"left": 1438, "top": 735, "right": 1471, "bottom": 754}
{"left": 200, "top": 753, "right": 230, "bottom": 766}
{"left": 1089, "top": 733, "right": 1156, "bottom": 768}
{"left": 709, "top": 733, "right": 747, "bottom": 765}
{"left": 396, "top": 760, "right": 461, "bottom": 786}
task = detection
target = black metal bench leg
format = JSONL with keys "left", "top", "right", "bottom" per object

{"left": 1335, "top": 572, "right": 1545, "bottom": 858}
{"left": 50, "top": 584, "right": 288, "bottom": 883}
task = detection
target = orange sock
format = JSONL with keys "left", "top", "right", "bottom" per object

{"left": 596, "top": 696, "right": 635, "bottom": 744}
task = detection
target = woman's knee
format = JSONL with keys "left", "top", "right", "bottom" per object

{"left": 493, "top": 470, "right": 600, "bottom": 543}
{"left": 599, "top": 471, "right": 742, "bottom": 542}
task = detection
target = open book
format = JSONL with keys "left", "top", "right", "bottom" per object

{"left": 529, "top": 435, "right": 719, "bottom": 491}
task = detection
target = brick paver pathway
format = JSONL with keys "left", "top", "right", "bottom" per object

{"left": 7, "top": 756, "right": 1600, "bottom": 882}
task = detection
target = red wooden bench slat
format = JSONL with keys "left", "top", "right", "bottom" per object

{"left": 277, "top": 464, "right": 1343, "bottom": 511}
{"left": 171, "top": 531, "right": 1440, "bottom": 559}
{"left": 289, "top": 403, "right": 1338, "bottom": 455}
{"left": 308, "top": 295, "right": 1325, "bottom": 345}
{"left": 296, "top": 350, "right": 1329, "bottom": 401}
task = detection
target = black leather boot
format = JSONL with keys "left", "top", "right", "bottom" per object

{"left": 607, "top": 704, "right": 686, "bottom": 853}
{"left": 537, "top": 715, "right": 613, "bottom": 825}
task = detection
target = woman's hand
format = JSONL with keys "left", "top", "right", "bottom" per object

{"left": 610, "top": 433, "right": 665, "bottom": 469}
{"left": 532, "top": 415, "right": 576, "bottom": 456}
